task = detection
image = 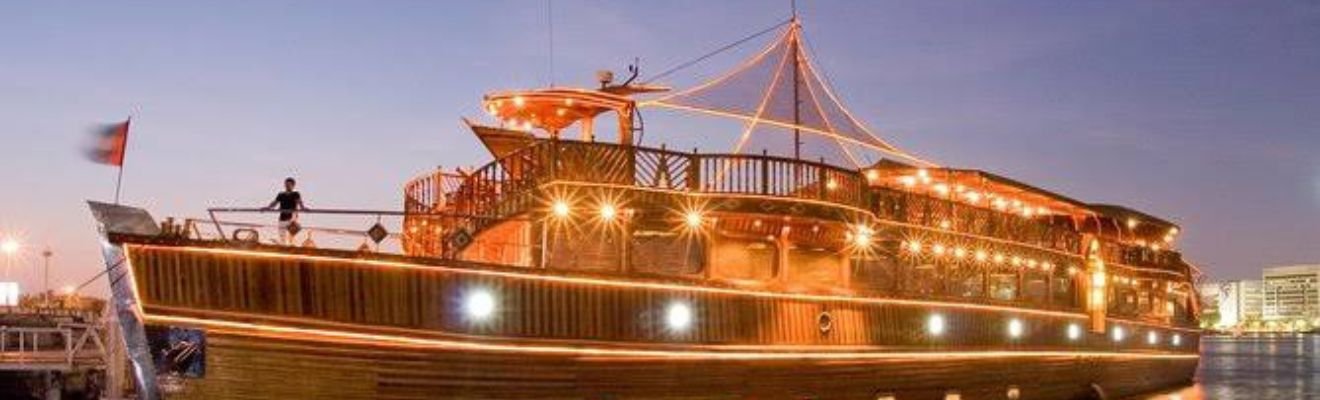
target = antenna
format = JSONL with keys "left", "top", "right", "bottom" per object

{"left": 547, "top": 0, "right": 556, "bottom": 87}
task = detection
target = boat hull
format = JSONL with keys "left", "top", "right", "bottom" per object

{"left": 105, "top": 236, "right": 1199, "bottom": 399}
{"left": 155, "top": 328, "right": 1196, "bottom": 399}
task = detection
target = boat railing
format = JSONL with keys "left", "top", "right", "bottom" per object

{"left": 1111, "top": 242, "right": 1185, "bottom": 272}
{"left": 399, "top": 139, "right": 866, "bottom": 257}
{"left": 692, "top": 150, "right": 864, "bottom": 206}
{"left": 402, "top": 169, "right": 465, "bottom": 213}
{"left": 0, "top": 306, "right": 100, "bottom": 323}
{"left": 181, "top": 208, "right": 532, "bottom": 262}
{"left": 0, "top": 322, "right": 108, "bottom": 371}
{"left": 403, "top": 138, "right": 867, "bottom": 220}
{"left": 190, "top": 208, "right": 410, "bottom": 253}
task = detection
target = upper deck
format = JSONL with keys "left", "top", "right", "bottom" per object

{"left": 400, "top": 134, "right": 1197, "bottom": 328}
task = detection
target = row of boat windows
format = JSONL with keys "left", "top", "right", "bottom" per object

{"left": 1109, "top": 282, "right": 1195, "bottom": 324}
{"left": 544, "top": 229, "right": 1079, "bottom": 309}
{"left": 870, "top": 188, "right": 1082, "bottom": 254}
{"left": 539, "top": 228, "right": 1191, "bottom": 326}
{"left": 870, "top": 188, "right": 1184, "bottom": 273}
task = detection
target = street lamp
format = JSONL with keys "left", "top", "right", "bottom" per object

{"left": 42, "top": 248, "right": 53, "bottom": 301}
{"left": 0, "top": 239, "right": 17, "bottom": 255}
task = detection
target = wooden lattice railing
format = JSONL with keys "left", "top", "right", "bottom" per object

{"left": 401, "top": 139, "right": 867, "bottom": 257}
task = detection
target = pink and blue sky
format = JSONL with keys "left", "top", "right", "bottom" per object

{"left": 1, "top": 1, "right": 1317, "bottom": 294}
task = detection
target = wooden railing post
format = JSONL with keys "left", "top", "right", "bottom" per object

{"left": 550, "top": 137, "right": 560, "bottom": 181}
{"left": 760, "top": 150, "right": 770, "bottom": 194}
{"left": 688, "top": 149, "right": 701, "bottom": 192}
{"left": 818, "top": 167, "right": 827, "bottom": 200}
{"left": 858, "top": 173, "right": 869, "bottom": 209}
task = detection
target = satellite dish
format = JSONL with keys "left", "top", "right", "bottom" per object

{"left": 596, "top": 70, "right": 615, "bottom": 88}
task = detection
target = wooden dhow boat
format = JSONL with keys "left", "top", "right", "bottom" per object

{"left": 91, "top": 16, "right": 1200, "bottom": 400}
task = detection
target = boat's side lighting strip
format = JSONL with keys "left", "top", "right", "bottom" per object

{"left": 148, "top": 314, "right": 1198, "bottom": 361}
{"left": 128, "top": 244, "right": 1091, "bottom": 320}
{"left": 1110, "top": 317, "right": 1202, "bottom": 333}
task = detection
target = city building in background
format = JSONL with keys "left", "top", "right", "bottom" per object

{"left": 0, "top": 281, "right": 18, "bottom": 306}
{"left": 1263, "top": 264, "right": 1320, "bottom": 328}
{"left": 1200, "top": 280, "right": 1262, "bottom": 328}
{"left": 1201, "top": 264, "right": 1320, "bottom": 332}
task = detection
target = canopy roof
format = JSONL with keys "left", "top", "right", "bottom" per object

{"left": 484, "top": 88, "right": 633, "bottom": 134}
{"left": 867, "top": 160, "right": 1094, "bottom": 218}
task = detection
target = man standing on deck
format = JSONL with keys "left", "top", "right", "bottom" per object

{"left": 265, "top": 177, "right": 306, "bottom": 244}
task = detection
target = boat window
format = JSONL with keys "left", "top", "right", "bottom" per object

{"left": 786, "top": 246, "right": 845, "bottom": 288}
{"left": 545, "top": 227, "right": 623, "bottom": 272}
{"left": 1170, "top": 292, "right": 1190, "bottom": 322}
{"left": 949, "top": 264, "right": 984, "bottom": 298}
{"left": 1109, "top": 285, "right": 1139, "bottom": 317}
{"left": 906, "top": 263, "right": 942, "bottom": 297}
{"left": 989, "top": 271, "right": 1018, "bottom": 301}
{"left": 710, "top": 235, "right": 777, "bottom": 282}
{"left": 1022, "top": 269, "right": 1049, "bottom": 304}
{"left": 851, "top": 253, "right": 900, "bottom": 294}
{"left": 631, "top": 230, "right": 704, "bottom": 276}
{"left": 1141, "top": 279, "right": 1165, "bottom": 316}
{"left": 1052, "top": 272, "right": 1078, "bottom": 307}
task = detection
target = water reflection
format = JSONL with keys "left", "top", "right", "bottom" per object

{"left": 1133, "top": 335, "right": 1319, "bottom": 399}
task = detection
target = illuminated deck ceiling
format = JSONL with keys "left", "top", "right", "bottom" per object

{"left": 483, "top": 88, "right": 633, "bottom": 134}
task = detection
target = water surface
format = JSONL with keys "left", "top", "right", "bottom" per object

{"left": 1134, "top": 335, "right": 1319, "bottom": 399}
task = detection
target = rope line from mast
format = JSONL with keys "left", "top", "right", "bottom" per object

{"left": 642, "top": 17, "right": 793, "bottom": 85}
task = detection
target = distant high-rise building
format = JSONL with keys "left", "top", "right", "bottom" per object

{"left": 1262, "top": 265, "right": 1320, "bottom": 323}
{"left": 1201, "top": 279, "right": 1263, "bottom": 327}
{"left": 1239, "top": 280, "right": 1264, "bottom": 321}
{"left": 0, "top": 282, "right": 17, "bottom": 306}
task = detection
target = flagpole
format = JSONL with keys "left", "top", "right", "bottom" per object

{"left": 114, "top": 165, "right": 125, "bottom": 204}
{"left": 114, "top": 116, "right": 132, "bottom": 204}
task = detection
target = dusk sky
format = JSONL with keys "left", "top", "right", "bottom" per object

{"left": 1, "top": 1, "right": 1317, "bottom": 295}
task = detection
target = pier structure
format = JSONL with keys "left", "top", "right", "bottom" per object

{"left": 0, "top": 303, "right": 117, "bottom": 399}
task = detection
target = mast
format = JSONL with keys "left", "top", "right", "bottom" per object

{"left": 790, "top": 3, "right": 802, "bottom": 160}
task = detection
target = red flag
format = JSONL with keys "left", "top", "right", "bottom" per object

{"left": 87, "top": 118, "right": 131, "bottom": 166}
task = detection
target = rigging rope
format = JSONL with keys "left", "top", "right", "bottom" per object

{"left": 800, "top": 32, "right": 938, "bottom": 167}
{"left": 642, "top": 18, "right": 793, "bottom": 85}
